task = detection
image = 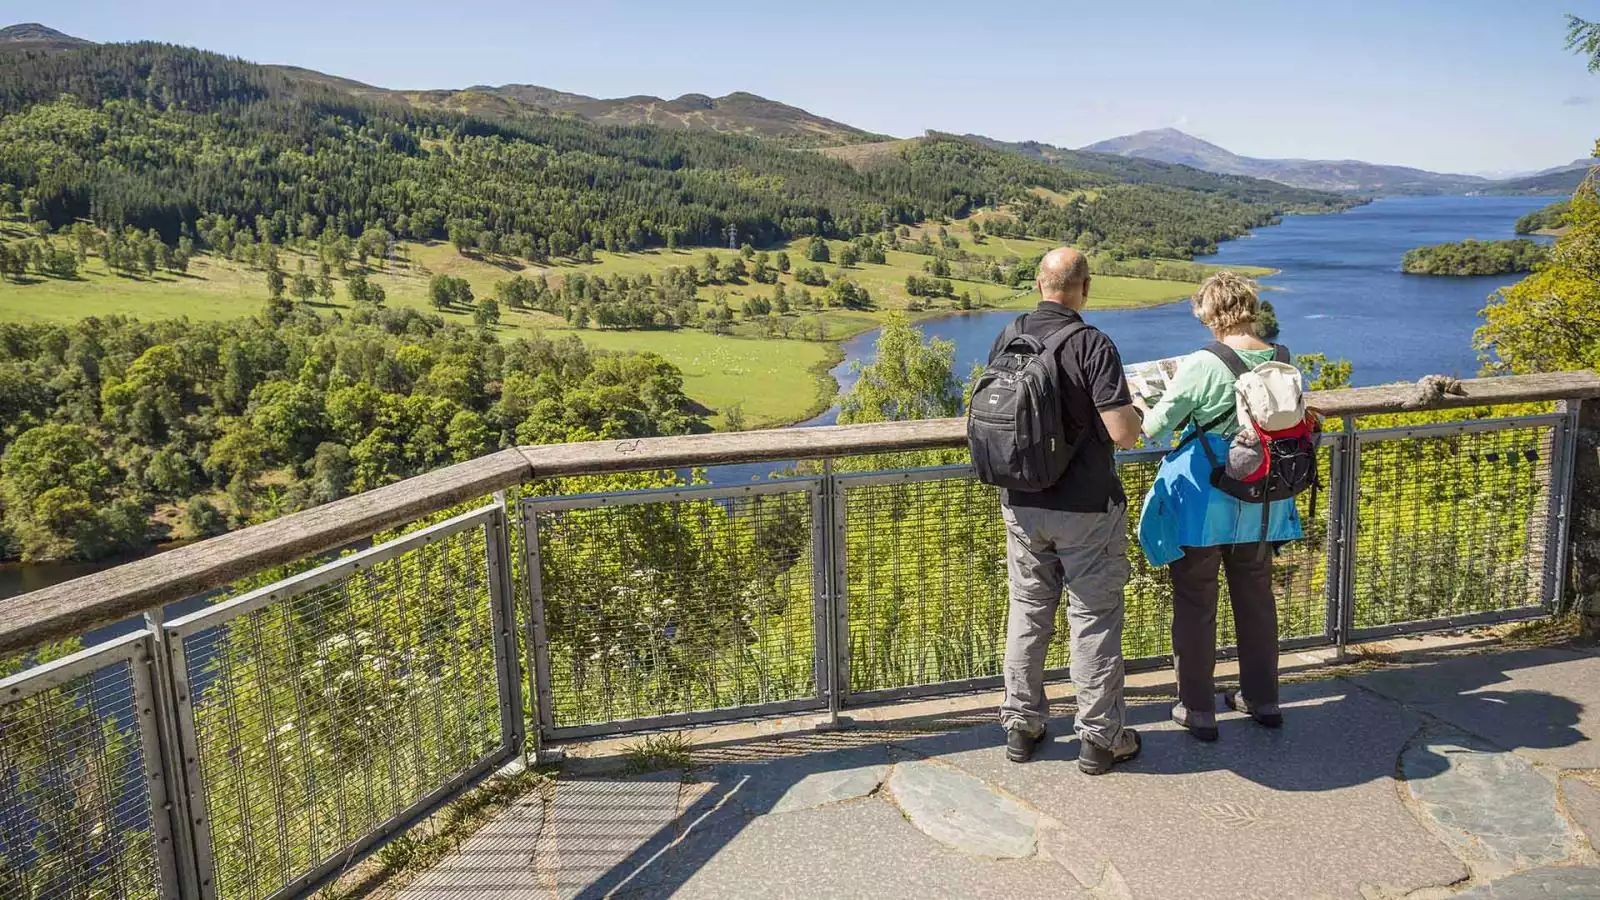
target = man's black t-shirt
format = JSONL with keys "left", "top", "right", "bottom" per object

{"left": 986, "top": 302, "right": 1130, "bottom": 513}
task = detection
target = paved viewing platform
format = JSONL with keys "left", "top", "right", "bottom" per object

{"left": 399, "top": 636, "right": 1600, "bottom": 899}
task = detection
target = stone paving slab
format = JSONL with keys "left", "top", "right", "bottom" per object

{"left": 1561, "top": 776, "right": 1600, "bottom": 850}
{"left": 1348, "top": 648, "right": 1599, "bottom": 770}
{"left": 886, "top": 759, "right": 1037, "bottom": 858}
{"left": 902, "top": 679, "right": 1469, "bottom": 900}
{"left": 642, "top": 795, "right": 1088, "bottom": 899}
{"left": 1450, "top": 865, "right": 1600, "bottom": 898}
{"left": 1402, "top": 733, "right": 1576, "bottom": 874}
{"left": 696, "top": 744, "right": 892, "bottom": 817}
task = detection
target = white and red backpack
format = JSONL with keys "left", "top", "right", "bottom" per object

{"left": 1186, "top": 343, "right": 1321, "bottom": 545}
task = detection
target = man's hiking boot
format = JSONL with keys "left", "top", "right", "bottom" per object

{"left": 1078, "top": 728, "right": 1141, "bottom": 775}
{"left": 1172, "top": 702, "right": 1219, "bottom": 742}
{"left": 1225, "top": 690, "right": 1283, "bottom": 728}
{"left": 1006, "top": 725, "right": 1046, "bottom": 763}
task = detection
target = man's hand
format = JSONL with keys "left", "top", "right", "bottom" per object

{"left": 1099, "top": 404, "right": 1142, "bottom": 450}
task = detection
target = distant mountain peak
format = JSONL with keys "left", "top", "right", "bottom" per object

{"left": 1144, "top": 126, "right": 1212, "bottom": 141}
{"left": 1078, "top": 127, "right": 1518, "bottom": 195}
{"left": 668, "top": 93, "right": 716, "bottom": 110}
{"left": 1083, "top": 128, "right": 1235, "bottom": 157}
{"left": 0, "top": 23, "right": 91, "bottom": 46}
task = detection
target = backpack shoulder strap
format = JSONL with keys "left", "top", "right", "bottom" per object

{"left": 1040, "top": 319, "right": 1091, "bottom": 354}
{"left": 1271, "top": 344, "right": 1290, "bottom": 365}
{"left": 1185, "top": 343, "right": 1248, "bottom": 437}
{"left": 991, "top": 314, "right": 1036, "bottom": 360}
{"left": 1202, "top": 341, "right": 1251, "bottom": 377}
{"left": 996, "top": 313, "right": 1029, "bottom": 345}
{"left": 1041, "top": 319, "right": 1095, "bottom": 453}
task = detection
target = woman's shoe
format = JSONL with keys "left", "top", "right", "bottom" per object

{"left": 1225, "top": 691, "right": 1283, "bottom": 728}
{"left": 1171, "top": 702, "right": 1219, "bottom": 742}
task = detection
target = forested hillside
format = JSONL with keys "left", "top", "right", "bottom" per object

{"left": 0, "top": 309, "right": 701, "bottom": 561}
{"left": 0, "top": 40, "right": 1348, "bottom": 265}
{"left": 472, "top": 86, "right": 888, "bottom": 148}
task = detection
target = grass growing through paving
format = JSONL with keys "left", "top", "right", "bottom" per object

{"left": 620, "top": 732, "right": 696, "bottom": 774}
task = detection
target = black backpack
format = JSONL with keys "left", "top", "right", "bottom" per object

{"left": 967, "top": 315, "right": 1090, "bottom": 492}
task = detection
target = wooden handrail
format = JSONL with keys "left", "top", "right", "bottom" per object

{"left": 0, "top": 449, "right": 532, "bottom": 656}
{"left": 516, "top": 371, "right": 1600, "bottom": 474}
{"left": 1, "top": 371, "right": 1597, "bottom": 655}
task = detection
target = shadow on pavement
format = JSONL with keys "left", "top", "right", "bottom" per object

{"left": 537, "top": 645, "right": 1592, "bottom": 898}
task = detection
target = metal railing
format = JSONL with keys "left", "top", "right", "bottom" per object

{"left": 2, "top": 504, "right": 521, "bottom": 900}
{"left": 517, "top": 412, "right": 1574, "bottom": 738}
{"left": 0, "top": 372, "right": 1595, "bottom": 900}
{"left": 0, "top": 634, "right": 173, "bottom": 900}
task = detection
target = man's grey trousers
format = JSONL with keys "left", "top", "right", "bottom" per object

{"left": 998, "top": 501, "right": 1131, "bottom": 749}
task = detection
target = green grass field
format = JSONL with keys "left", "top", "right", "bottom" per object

{"left": 994, "top": 274, "right": 1201, "bottom": 310}
{"left": 561, "top": 328, "right": 838, "bottom": 428}
{"left": 0, "top": 247, "right": 841, "bottom": 427}
{"left": 0, "top": 218, "right": 1247, "bottom": 426}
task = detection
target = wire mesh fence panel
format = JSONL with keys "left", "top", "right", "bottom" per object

{"left": 526, "top": 482, "right": 822, "bottom": 734}
{"left": 838, "top": 471, "right": 1009, "bottom": 694}
{"left": 838, "top": 449, "right": 1335, "bottom": 698}
{"left": 169, "top": 510, "right": 505, "bottom": 900}
{"left": 0, "top": 636, "right": 166, "bottom": 900}
{"left": 1351, "top": 420, "right": 1556, "bottom": 633}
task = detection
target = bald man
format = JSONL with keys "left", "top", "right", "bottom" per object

{"left": 988, "top": 247, "right": 1142, "bottom": 773}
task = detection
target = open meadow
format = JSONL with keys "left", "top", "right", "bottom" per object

{"left": 0, "top": 218, "right": 1266, "bottom": 426}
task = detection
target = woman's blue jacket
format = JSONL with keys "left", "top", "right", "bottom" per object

{"left": 1137, "top": 429, "right": 1304, "bottom": 567}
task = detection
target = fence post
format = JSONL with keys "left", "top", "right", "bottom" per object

{"left": 486, "top": 492, "right": 525, "bottom": 760}
{"left": 518, "top": 499, "right": 560, "bottom": 762}
{"left": 1543, "top": 404, "right": 1579, "bottom": 612}
{"left": 135, "top": 615, "right": 192, "bottom": 900}
{"left": 161, "top": 621, "right": 219, "bottom": 900}
{"left": 1323, "top": 432, "right": 1348, "bottom": 652}
{"left": 809, "top": 465, "right": 835, "bottom": 726}
{"left": 1568, "top": 398, "right": 1600, "bottom": 639}
{"left": 814, "top": 460, "right": 852, "bottom": 730}
{"left": 142, "top": 610, "right": 207, "bottom": 900}
{"left": 832, "top": 466, "right": 853, "bottom": 724}
{"left": 1333, "top": 417, "right": 1361, "bottom": 658}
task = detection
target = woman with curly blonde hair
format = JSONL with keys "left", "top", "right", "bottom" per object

{"left": 1132, "top": 272, "right": 1304, "bottom": 742}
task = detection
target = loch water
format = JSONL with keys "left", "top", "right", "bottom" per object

{"left": 812, "top": 193, "right": 1561, "bottom": 425}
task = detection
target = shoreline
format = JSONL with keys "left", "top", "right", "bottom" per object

{"left": 775, "top": 242, "right": 1298, "bottom": 430}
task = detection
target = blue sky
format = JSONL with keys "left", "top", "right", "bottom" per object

{"left": 15, "top": 0, "right": 1600, "bottom": 174}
